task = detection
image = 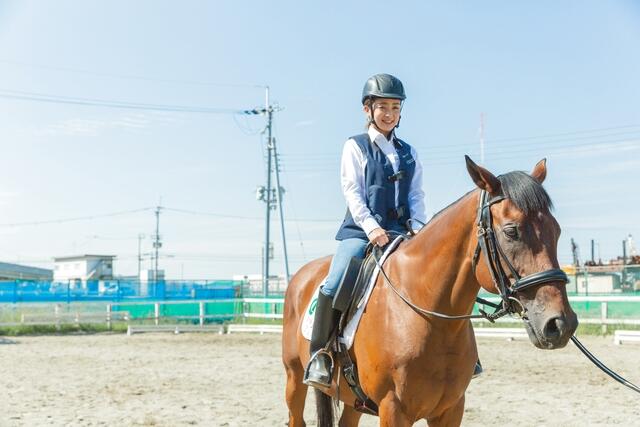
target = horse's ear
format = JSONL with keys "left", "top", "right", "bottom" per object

{"left": 465, "top": 155, "right": 501, "bottom": 195}
{"left": 530, "top": 158, "right": 547, "bottom": 183}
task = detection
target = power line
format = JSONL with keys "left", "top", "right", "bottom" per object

{"left": 0, "top": 207, "right": 154, "bottom": 228}
{"left": 163, "top": 206, "right": 335, "bottom": 223}
{"left": 281, "top": 137, "right": 640, "bottom": 172}
{"left": 281, "top": 130, "right": 640, "bottom": 160}
{"left": 0, "top": 59, "right": 266, "bottom": 89}
{"left": 163, "top": 207, "right": 263, "bottom": 220}
{"left": 0, "top": 206, "right": 336, "bottom": 229}
{"left": 0, "top": 89, "right": 252, "bottom": 114}
{"left": 483, "top": 124, "right": 640, "bottom": 144}
{"left": 425, "top": 137, "right": 640, "bottom": 162}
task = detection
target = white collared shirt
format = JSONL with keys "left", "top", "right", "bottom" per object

{"left": 340, "top": 126, "right": 427, "bottom": 236}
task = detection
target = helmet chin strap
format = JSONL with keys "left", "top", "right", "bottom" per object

{"left": 396, "top": 100, "right": 404, "bottom": 129}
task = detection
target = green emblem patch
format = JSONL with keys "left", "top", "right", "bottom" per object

{"left": 309, "top": 297, "right": 318, "bottom": 315}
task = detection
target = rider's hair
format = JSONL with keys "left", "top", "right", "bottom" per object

{"left": 363, "top": 97, "right": 375, "bottom": 129}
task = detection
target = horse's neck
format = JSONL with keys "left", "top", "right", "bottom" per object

{"left": 396, "top": 191, "right": 480, "bottom": 315}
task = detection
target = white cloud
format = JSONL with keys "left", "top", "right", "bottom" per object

{"left": 0, "top": 190, "right": 19, "bottom": 207}
{"left": 34, "top": 118, "right": 106, "bottom": 137}
{"left": 32, "top": 112, "right": 184, "bottom": 137}
{"left": 598, "top": 158, "right": 640, "bottom": 174}
{"left": 294, "top": 120, "right": 315, "bottom": 128}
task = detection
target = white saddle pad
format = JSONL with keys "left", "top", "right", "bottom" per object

{"left": 300, "top": 235, "right": 405, "bottom": 350}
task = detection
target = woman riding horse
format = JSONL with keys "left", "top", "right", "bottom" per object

{"left": 283, "top": 155, "right": 578, "bottom": 426}
{"left": 304, "top": 73, "right": 427, "bottom": 388}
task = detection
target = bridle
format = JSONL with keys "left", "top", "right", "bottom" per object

{"left": 375, "top": 190, "right": 640, "bottom": 393}
{"left": 471, "top": 190, "right": 569, "bottom": 317}
{"left": 375, "top": 189, "right": 568, "bottom": 322}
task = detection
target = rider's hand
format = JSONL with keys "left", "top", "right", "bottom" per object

{"left": 368, "top": 227, "right": 389, "bottom": 247}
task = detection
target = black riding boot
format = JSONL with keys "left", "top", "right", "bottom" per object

{"left": 304, "top": 291, "right": 340, "bottom": 388}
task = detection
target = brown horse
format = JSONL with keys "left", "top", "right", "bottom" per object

{"left": 282, "top": 157, "right": 578, "bottom": 426}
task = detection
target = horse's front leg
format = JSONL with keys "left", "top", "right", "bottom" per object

{"left": 426, "top": 396, "right": 464, "bottom": 427}
{"left": 338, "top": 404, "right": 362, "bottom": 427}
{"left": 378, "top": 392, "right": 413, "bottom": 427}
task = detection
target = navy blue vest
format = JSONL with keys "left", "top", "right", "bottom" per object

{"left": 335, "top": 133, "right": 416, "bottom": 241}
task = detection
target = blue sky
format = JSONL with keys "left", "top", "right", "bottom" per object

{"left": 0, "top": 1, "right": 638, "bottom": 279}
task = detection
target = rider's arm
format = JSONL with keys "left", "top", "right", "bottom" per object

{"left": 341, "top": 139, "right": 381, "bottom": 237}
{"left": 408, "top": 147, "right": 427, "bottom": 231}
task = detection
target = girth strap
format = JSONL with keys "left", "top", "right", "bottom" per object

{"left": 337, "top": 343, "right": 379, "bottom": 416}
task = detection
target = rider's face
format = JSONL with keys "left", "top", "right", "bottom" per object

{"left": 365, "top": 98, "right": 402, "bottom": 135}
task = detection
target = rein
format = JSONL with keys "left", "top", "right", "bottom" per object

{"left": 374, "top": 190, "right": 640, "bottom": 394}
{"left": 373, "top": 189, "right": 567, "bottom": 322}
{"left": 570, "top": 335, "right": 640, "bottom": 393}
{"left": 373, "top": 245, "right": 508, "bottom": 321}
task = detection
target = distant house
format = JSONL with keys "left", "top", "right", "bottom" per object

{"left": 576, "top": 272, "right": 621, "bottom": 293}
{"left": 0, "top": 261, "right": 53, "bottom": 281}
{"left": 53, "top": 255, "right": 115, "bottom": 287}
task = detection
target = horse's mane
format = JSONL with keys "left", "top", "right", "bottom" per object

{"left": 497, "top": 171, "right": 553, "bottom": 215}
{"left": 422, "top": 171, "right": 553, "bottom": 228}
{"left": 424, "top": 190, "right": 475, "bottom": 226}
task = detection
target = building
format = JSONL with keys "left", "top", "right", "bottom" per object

{"left": 575, "top": 272, "right": 622, "bottom": 294}
{"left": 0, "top": 261, "right": 53, "bottom": 281}
{"left": 233, "top": 274, "right": 288, "bottom": 295}
{"left": 53, "top": 255, "right": 115, "bottom": 288}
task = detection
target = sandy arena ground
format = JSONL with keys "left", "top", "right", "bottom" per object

{"left": 0, "top": 332, "right": 638, "bottom": 426}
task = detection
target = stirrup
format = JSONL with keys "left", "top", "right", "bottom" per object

{"left": 303, "top": 349, "right": 335, "bottom": 388}
{"left": 472, "top": 361, "right": 483, "bottom": 379}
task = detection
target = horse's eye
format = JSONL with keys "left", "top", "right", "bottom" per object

{"left": 503, "top": 226, "right": 519, "bottom": 240}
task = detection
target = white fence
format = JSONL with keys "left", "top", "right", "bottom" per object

{"left": 2, "top": 296, "right": 639, "bottom": 336}
{"left": 475, "top": 295, "right": 640, "bottom": 334}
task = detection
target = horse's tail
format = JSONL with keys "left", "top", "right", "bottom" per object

{"left": 314, "top": 389, "right": 335, "bottom": 427}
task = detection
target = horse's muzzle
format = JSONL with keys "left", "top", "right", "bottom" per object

{"left": 525, "top": 311, "right": 578, "bottom": 349}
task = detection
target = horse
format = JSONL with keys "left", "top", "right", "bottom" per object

{"left": 282, "top": 157, "right": 579, "bottom": 426}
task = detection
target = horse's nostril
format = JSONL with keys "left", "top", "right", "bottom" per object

{"left": 544, "top": 317, "right": 563, "bottom": 340}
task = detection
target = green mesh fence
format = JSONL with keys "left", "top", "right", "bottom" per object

{"left": 4, "top": 294, "right": 638, "bottom": 327}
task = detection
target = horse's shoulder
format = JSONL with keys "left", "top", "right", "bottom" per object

{"left": 286, "top": 256, "right": 331, "bottom": 297}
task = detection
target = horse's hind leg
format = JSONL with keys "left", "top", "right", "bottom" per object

{"left": 338, "top": 405, "right": 362, "bottom": 427}
{"left": 285, "top": 361, "right": 308, "bottom": 427}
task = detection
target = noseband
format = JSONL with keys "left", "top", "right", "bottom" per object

{"left": 472, "top": 190, "right": 568, "bottom": 315}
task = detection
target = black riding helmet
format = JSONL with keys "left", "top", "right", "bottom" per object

{"left": 362, "top": 73, "right": 406, "bottom": 130}
{"left": 361, "top": 73, "right": 406, "bottom": 104}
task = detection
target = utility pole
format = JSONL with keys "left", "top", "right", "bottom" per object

{"left": 137, "top": 233, "right": 145, "bottom": 279}
{"left": 249, "top": 87, "right": 289, "bottom": 297}
{"left": 264, "top": 88, "right": 273, "bottom": 297}
{"left": 273, "top": 137, "right": 290, "bottom": 287}
{"left": 153, "top": 206, "right": 162, "bottom": 283}
{"left": 570, "top": 238, "right": 580, "bottom": 267}
{"left": 622, "top": 239, "right": 628, "bottom": 287}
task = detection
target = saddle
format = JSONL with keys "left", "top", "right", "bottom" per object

{"left": 328, "top": 237, "right": 409, "bottom": 415}
{"left": 332, "top": 244, "right": 381, "bottom": 326}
